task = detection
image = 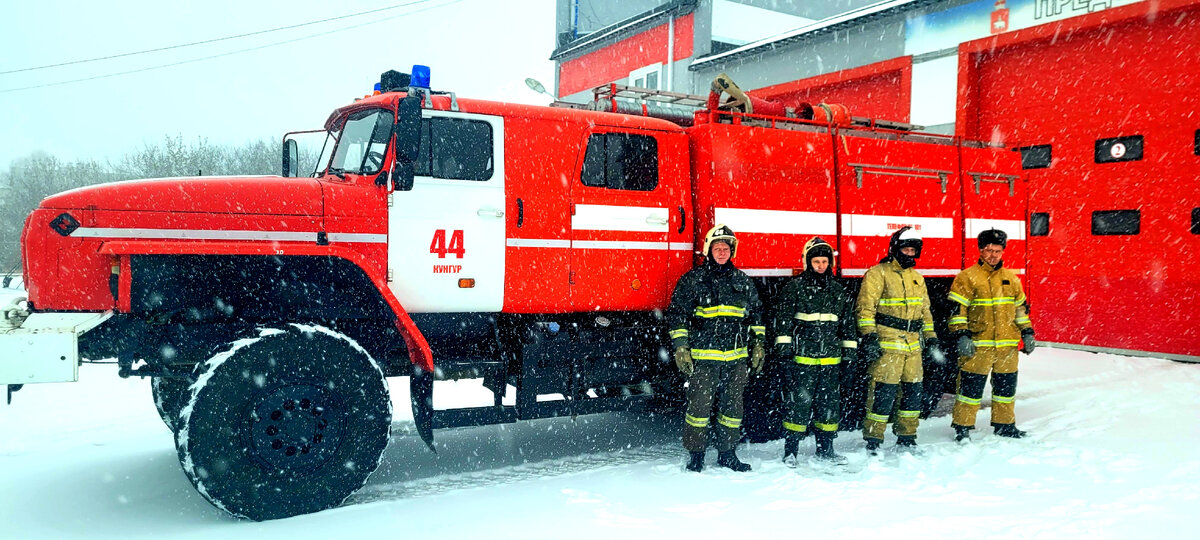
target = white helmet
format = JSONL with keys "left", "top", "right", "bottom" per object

{"left": 703, "top": 224, "right": 738, "bottom": 259}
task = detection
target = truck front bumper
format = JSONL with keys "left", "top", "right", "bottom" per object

{"left": 0, "top": 298, "right": 112, "bottom": 386}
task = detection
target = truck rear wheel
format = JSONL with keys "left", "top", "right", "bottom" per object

{"left": 150, "top": 376, "right": 191, "bottom": 431}
{"left": 174, "top": 324, "right": 391, "bottom": 521}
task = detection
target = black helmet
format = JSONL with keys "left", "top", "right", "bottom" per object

{"left": 978, "top": 228, "right": 1008, "bottom": 249}
{"left": 888, "top": 226, "right": 923, "bottom": 268}
{"left": 803, "top": 236, "right": 834, "bottom": 273}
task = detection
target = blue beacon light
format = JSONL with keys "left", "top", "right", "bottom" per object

{"left": 411, "top": 65, "right": 431, "bottom": 88}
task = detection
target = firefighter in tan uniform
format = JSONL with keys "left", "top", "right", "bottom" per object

{"left": 948, "top": 229, "right": 1036, "bottom": 441}
{"left": 856, "top": 227, "right": 944, "bottom": 452}
{"left": 667, "top": 225, "right": 766, "bottom": 472}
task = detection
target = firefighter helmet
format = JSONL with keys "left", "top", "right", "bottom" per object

{"left": 889, "top": 226, "right": 922, "bottom": 268}
{"left": 703, "top": 224, "right": 738, "bottom": 259}
{"left": 803, "top": 236, "right": 835, "bottom": 272}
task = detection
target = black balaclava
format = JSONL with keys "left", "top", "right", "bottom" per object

{"left": 884, "top": 226, "right": 923, "bottom": 269}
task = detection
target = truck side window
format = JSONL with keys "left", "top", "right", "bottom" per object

{"left": 1030, "top": 212, "right": 1049, "bottom": 236}
{"left": 414, "top": 117, "right": 494, "bottom": 181}
{"left": 1092, "top": 210, "right": 1140, "bottom": 235}
{"left": 580, "top": 133, "right": 658, "bottom": 191}
{"left": 1016, "top": 145, "right": 1051, "bottom": 170}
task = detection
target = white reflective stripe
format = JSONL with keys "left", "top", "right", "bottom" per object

{"left": 572, "top": 204, "right": 668, "bottom": 232}
{"left": 742, "top": 268, "right": 794, "bottom": 277}
{"left": 326, "top": 232, "right": 387, "bottom": 244}
{"left": 72, "top": 227, "right": 316, "bottom": 242}
{"left": 841, "top": 340, "right": 858, "bottom": 348}
{"left": 574, "top": 241, "right": 671, "bottom": 250}
{"left": 506, "top": 239, "right": 691, "bottom": 251}
{"left": 507, "top": 238, "right": 571, "bottom": 248}
{"left": 776, "top": 336, "right": 793, "bottom": 344}
{"left": 713, "top": 207, "right": 837, "bottom": 235}
{"left": 840, "top": 214, "right": 955, "bottom": 239}
{"left": 966, "top": 218, "right": 1026, "bottom": 241}
{"left": 842, "top": 268, "right": 962, "bottom": 277}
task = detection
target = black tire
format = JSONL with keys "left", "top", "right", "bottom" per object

{"left": 150, "top": 376, "right": 192, "bottom": 431}
{"left": 175, "top": 324, "right": 391, "bottom": 521}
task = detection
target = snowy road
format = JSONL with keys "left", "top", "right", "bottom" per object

{"left": 2, "top": 340, "right": 1199, "bottom": 538}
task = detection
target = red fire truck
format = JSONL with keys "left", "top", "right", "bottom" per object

{"left": 0, "top": 69, "right": 1024, "bottom": 520}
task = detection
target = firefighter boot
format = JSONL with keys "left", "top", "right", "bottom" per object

{"left": 994, "top": 423, "right": 1027, "bottom": 439}
{"left": 814, "top": 432, "right": 846, "bottom": 464}
{"left": 686, "top": 452, "right": 705, "bottom": 472}
{"left": 865, "top": 440, "right": 881, "bottom": 455}
{"left": 954, "top": 424, "right": 973, "bottom": 443}
{"left": 717, "top": 450, "right": 752, "bottom": 472}
{"left": 896, "top": 435, "right": 920, "bottom": 454}
{"left": 782, "top": 434, "right": 800, "bottom": 466}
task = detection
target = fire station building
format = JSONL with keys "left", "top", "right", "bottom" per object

{"left": 550, "top": 0, "right": 1200, "bottom": 360}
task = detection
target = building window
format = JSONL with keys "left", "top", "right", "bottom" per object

{"left": 629, "top": 63, "right": 663, "bottom": 90}
{"left": 1092, "top": 210, "right": 1140, "bottom": 236}
{"left": 1192, "top": 208, "right": 1200, "bottom": 235}
{"left": 1094, "top": 135, "right": 1143, "bottom": 164}
{"left": 1016, "top": 145, "right": 1052, "bottom": 170}
{"left": 415, "top": 117, "right": 494, "bottom": 181}
{"left": 581, "top": 133, "right": 659, "bottom": 191}
{"left": 1194, "top": 130, "right": 1199, "bottom": 156}
{"left": 1030, "top": 212, "right": 1049, "bottom": 236}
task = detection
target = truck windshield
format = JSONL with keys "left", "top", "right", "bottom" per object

{"left": 328, "top": 108, "right": 395, "bottom": 177}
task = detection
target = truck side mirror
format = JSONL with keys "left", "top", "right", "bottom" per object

{"left": 394, "top": 96, "right": 421, "bottom": 163}
{"left": 282, "top": 139, "right": 299, "bottom": 177}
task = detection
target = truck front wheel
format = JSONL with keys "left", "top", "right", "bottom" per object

{"left": 150, "top": 376, "right": 191, "bottom": 431}
{"left": 174, "top": 324, "right": 391, "bottom": 521}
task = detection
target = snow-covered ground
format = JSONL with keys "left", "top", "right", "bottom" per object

{"left": 2, "top": 280, "right": 1199, "bottom": 538}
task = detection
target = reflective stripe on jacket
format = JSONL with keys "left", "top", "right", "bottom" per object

{"left": 856, "top": 259, "right": 935, "bottom": 341}
{"left": 667, "top": 262, "right": 765, "bottom": 359}
{"left": 771, "top": 272, "right": 858, "bottom": 361}
{"left": 948, "top": 260, "right": 1032, "bottom": 346}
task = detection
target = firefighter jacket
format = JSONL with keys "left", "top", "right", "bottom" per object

{"left": 856, "top": 259, "right": 936, "bottom": 349}
{"left": 667, "top": 262, "right": 765, "bottom": 362}
{"left": 771, "top": 272, "right": 858, "bottom": 364}
{"left": 948, "top": 260, "right": 1033, "bottom": 347}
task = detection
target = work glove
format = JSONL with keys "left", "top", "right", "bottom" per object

{"left": 926, "top": 337, "right": 947, "bottom": 363}
{"left": 1021, "top": 331, "right": 1036, "bottom": 354}
{"left": 674, "top": 347, "right": 694, "bottom": 376}
{"left": 957, "top": 334, "right": 976, "bottom": 358}
{"left": 750, "top": 343, "right": 765, "bottom": 373}
{"left": 860, "top": 333, "right": 882, "bottom": 363}
{"left": 676, "top": 345, "right": 696, "bottom": 374}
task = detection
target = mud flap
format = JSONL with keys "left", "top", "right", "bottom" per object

{"left": 410, "top": 370, "right": 436, "bottom": 452}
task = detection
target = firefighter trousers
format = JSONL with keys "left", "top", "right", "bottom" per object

{"left": 782, "top": 360, "right": 841, "bottom": 437}
{"left": 863, "top": 339, "right": 924, "bottom": 443}
{"left": 952, "top": 346, "right": 1019, "bottom": 428}
{"left": 683, "top": 359, "right": 748, "bottom": 452}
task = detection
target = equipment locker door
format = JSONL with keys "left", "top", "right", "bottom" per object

{"left": 960, "top": 144, "right": 1027, "bottom": 271}
{"left": 570, "top": 129, "right": 674, "bottom": 312}
{"left": 836, "top": 131, "right": 963, "bottom": 278}
{"left": 387, "top": 110, "right": 505, "bottom": 313}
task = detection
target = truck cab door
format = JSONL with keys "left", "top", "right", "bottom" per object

{"left": 387, "top": 110, "right": 506, "bottom": 313}
{"left": 570, "top": 129, "right": 678, "bottom": 312}
{"left": 960, "top": 143, "right": 1027, "bottom": 271}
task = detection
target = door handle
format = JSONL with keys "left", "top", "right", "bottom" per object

{"left": 645, "top": 215, "right": 668, "bottom": 225}
{"left": 477, "top": 208, "right": 504, "bottom": 218}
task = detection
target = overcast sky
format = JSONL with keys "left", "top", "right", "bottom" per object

{"left": 0, "top": 0, "right": 556, "bottom": 169}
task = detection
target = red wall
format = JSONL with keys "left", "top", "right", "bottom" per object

{"left": 558, "top": 14, "right": 694, "bottom": 97}
{"left": 752, "top": 56, "right": 913, "bottom": 123}
{"left": 958, "top": 0, "right": 1200, "bottom": 357}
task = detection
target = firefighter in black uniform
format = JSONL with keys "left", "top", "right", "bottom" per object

{"left": 667, "top": 225, "right": 766, "bottom": 472}
{"left": 771, "top": 237, "right": 857, "bottom": 464}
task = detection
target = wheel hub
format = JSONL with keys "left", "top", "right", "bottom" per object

{"left": 251, "top": 384, "right": 345, "bottom": 471}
